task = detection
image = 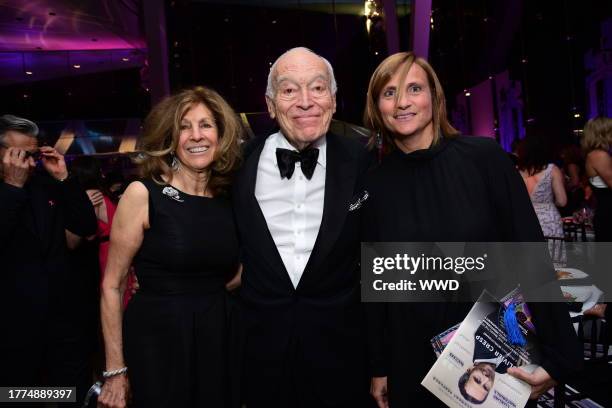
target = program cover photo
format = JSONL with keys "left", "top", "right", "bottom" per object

{"left": 422, "top": 290, "right": 541, "bottom": 408}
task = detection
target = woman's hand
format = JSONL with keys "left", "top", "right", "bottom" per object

{"left": 371, "top": 376, "right": 389, "bottom": 408}
{"left": 86, "top": 189, "right": 104, "bottom": 207}
{"left": 507, "top": 366, "right": 556, "bottom": 399}
{"left": 97, "top": 374, "right": 130, "bottom": 408}
{"left": 225, "top": 264, "right": 242, "bottom": 291}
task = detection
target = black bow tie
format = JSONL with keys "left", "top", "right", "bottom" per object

{"left": 276, "top": 147, "right": 319, "bottom": 180}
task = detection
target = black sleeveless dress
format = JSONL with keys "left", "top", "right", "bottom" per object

{"left": 123, "top": 179, "right": 239, "bottom": 407}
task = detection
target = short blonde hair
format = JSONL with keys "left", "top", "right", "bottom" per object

{"left": 138, "top": 86, "right": 243, "bottom": 196}
{"left": 363, "top": 52, "right": 459, "bottom": 154}
{"left": 582, "top": 117, "right": 612, "bottom": 153}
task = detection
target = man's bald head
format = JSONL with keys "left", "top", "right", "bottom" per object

{"left": 265, "top": 47, "right": 337, "bottom": 99}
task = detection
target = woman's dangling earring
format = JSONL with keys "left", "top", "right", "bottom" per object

{"left": 170, "top": 152, "right": 179, "bottom": 172}
{"left": 376, "top": 131, "right": 383, "bottom": 163}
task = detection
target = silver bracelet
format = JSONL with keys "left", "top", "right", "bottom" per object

{"left": 102, "top": 367, "right": 128, "bottom": 378}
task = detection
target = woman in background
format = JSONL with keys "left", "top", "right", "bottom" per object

{"left": 517, "top": 134, "right": 567, "bottom": 238}
{"left": 582, "top": 117, "right": 612, "bottom": 241}
{"left": 98, "top": 86, "right": 242, "bottom": 407}
{"left": 71, "top": 156, "right": 137, "bottom": 307}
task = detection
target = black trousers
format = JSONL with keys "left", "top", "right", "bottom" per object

{"left": 242, "top": 335, "right": 373, "bottom": 408}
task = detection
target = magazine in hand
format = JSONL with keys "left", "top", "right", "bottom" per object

{"left": 422, "top": 289, "right": 541, "bottom": 408}
{"left": 431, "top": 322, "right": 461, "bottom": 358}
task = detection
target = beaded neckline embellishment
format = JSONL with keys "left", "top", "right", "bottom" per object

{"left": 162, "top": 186, "right": 185, "bottom": 203}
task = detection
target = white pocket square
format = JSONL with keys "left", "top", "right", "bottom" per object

{"left": 348, "top": 190, "right": 369, "bottom": 212}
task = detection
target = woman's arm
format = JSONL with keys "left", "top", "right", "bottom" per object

{"left": 98, "top": 181, "right": 148, "bottom": 408}
{"left": 551, "top": 165, "right": 568, "bottom": 207}
{"left": 566, "top": 163, "right": 580, "bottom": 190}
{"left": 587, "top": 150, "right": 612, "bottom": 188}
{"left": 65, "top": 189, "right": 105, "bottom": 249}
{"left": 481, "top": 140, "right": 582, "bottom": 392}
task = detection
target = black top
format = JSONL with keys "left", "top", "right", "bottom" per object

{"left": 362, "top": 136, "right": 582, "bottom": 406}
{"left": 362, "top": 136, "right": 542, "bottom": 242}
{"left": 134, "top": 179, "right": 239, "bottom": 295}
{"left": 591, "top": 182, "right": 612, "bottom": 241}
{"left": 0, "top": 173, "right": 97, "bottom": 342}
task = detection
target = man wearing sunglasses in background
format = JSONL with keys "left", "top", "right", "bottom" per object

{"left": 0, "top": 114, "right": 97, "bottom": 406}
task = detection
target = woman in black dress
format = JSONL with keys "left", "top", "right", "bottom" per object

{"left": 361, "top": 52, "right": 582, "bottom": 407}
{"left": 98, "top": 86, "right": 242, "bottom": 407}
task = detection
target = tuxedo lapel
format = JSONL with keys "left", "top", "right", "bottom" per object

{"left": 298, "top": 133, "right": 356, "bottom": 289}
{"left": 237, "top": 137, "right": 293, "bottom": 288}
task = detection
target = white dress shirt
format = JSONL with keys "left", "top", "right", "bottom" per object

{"left": 255, "top": 131, "right": 326, "bottom": 288}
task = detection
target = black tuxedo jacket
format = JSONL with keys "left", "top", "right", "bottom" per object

{"left": 232, "top": 132, "right": 372, "bottom": 407}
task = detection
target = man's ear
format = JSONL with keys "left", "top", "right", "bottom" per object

{"left": 332, "top": 94, "right": 337, "bottom": 114}
{"left": 265, "top": 96, "right": 276, "bottom": 119}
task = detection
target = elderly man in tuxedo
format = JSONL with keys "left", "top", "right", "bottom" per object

{"left": 232, "top": 47, "right": 371, "bottom": 407}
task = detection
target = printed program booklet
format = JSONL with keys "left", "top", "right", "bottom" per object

{"left": 422, "top": 289, "right": 541, "bottom": 408}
